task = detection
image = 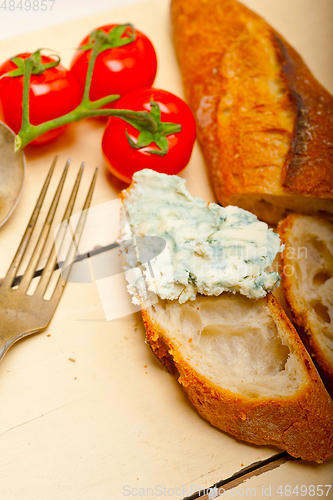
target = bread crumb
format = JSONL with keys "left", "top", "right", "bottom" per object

{"left": 241, "top": 463, "right": 244, "bottom": 467}
{"left": 188, "top": 338, "right": 193, "bottom": 343}
{"left": 144, "top": 365, "right": 147, "bottom": 368}
{"left": 46, "top": 334, "right": 51, "bottom": 337}
{"left": 74, "top": 377, "right": 77, "bottom": 380}
{"left": 68, "top": 354, "right": 76, "bottom": 362}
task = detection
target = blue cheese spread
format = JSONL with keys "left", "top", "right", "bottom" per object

{"left": 120, "top": 169, "right": 283, "bottom": 303}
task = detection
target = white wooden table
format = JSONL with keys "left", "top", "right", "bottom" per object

{"left": 0, "top": 0, "right": 332, "bottom": 498}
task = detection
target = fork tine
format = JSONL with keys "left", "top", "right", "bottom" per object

{"left": 2, "top": 156, "right": 58, "bottom": 289}
{"left": 36, "top": 163, "right": 85, "bottom": 297}
{"left": 18, "top": 159, "right": 70, "bottom": 294}
{"left": 50, "top": 168, "right": 98, "bottom": 306}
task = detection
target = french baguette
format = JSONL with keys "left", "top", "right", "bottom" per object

{"left": 141, "top": 293, "right": 333, "bottom": 462}
{"left": 278, "top": 215, "right": 333, "bottom": 397}
{"left": 171, "top": 0, "right": 333, "bottom": 225}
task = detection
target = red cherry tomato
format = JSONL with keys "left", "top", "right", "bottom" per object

{"left": 0, "top": 53, "right": 81, "bottom": 145}
{"left": 70, "top": 24, "right": 157, "bottom": 102}
{"left": 102, "top": 87, "right": 196, "bottom": 183}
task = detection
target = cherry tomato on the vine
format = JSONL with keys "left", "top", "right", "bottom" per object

{"left": 70, "top": 24, "right": 157, "bottom": 102}
{"left": 0, "top": 53, "right": 82, "bottom": 145}
{"left": 102, "top": 87, "right": 196, "bottom": 184}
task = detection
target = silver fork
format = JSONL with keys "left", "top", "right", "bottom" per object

{"left": 0, "top": 157, "right": 97, "bottom": 361}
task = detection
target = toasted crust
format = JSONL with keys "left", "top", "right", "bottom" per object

{"left": 141, "top": 294, "right": 333, "bottom": 462}
{"left": 278, "top": 215, "right": 333, "bottom": 397}
{"left": 275, "top": 39, "right": 333, "bottom": 197}
{"left": 171, "top": 0, "right": 333, "bottom": 224}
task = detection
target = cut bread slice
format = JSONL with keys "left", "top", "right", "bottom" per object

{"left": 141, "top": 293, "right": 333, "bottom": 462}
{"left": 278, "top": 215, "right": 333, "bottom": 397}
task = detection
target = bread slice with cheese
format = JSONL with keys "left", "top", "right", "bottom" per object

{"left": 119, "top": 170, "right": 333, "bottom": 463}
{"left": 171, "top": 0, "right": 333, "bottom": 224}
{"left": 278, "top": 215, "right": 333, "bottom": 397}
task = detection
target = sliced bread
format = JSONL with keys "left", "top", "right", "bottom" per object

{"left": 141, "top": 292, "right": 333, "bottom": 462}
{"left": 278, "top": 215, "right": 333, "bottom": 397}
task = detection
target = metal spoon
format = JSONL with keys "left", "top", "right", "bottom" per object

{"left": 0, "top": 121, "right": 25, "bottom": 228}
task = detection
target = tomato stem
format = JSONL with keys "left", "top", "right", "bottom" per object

{"left": 13, "top": 31, "right": 181, "bottom": 152}
{"left": 21, "top": 58, "right": 34, "bottom": 129}
{"left": 81, "top": 31, "right": 102, "bottom": 104}
{"left": 14, "top": 43, "right": 159, "bottom": 150}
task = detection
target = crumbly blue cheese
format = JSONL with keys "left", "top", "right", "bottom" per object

{"left": 120, "top": 169, "right": 283, "bottom": 303}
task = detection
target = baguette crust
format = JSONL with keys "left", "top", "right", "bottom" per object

{"left": 171, "top": 0, "right": 333, "bottom": 224}
{"left": 141, "top": 294, "right": 333, "bottom": 462}
{"left": 275, "top": 38, "right": 333, "bottom": 197}
{"left": 278, "top": 215, "right": 333, "bottom": 397}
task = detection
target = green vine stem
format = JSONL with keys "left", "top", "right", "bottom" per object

{"left": 4, "top": 25, "right": 181, "bottom": 153}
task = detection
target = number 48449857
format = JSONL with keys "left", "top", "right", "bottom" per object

{"left": 0, "top": 0, "right": 55, "bottom": 10}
